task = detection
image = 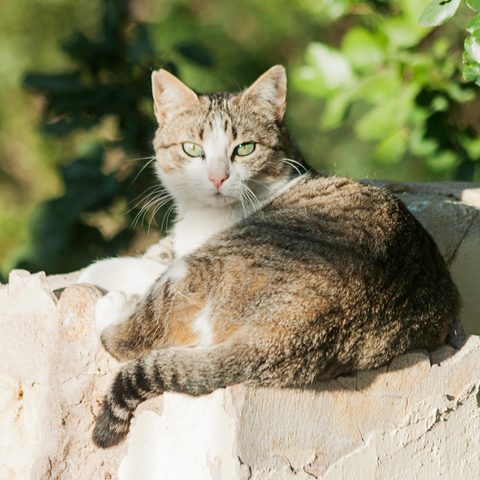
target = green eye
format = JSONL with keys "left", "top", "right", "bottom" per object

{"left": 235, "top": 143, "right": 255, "bottom": 156}
{"left": 182, "top": 142, "right": 204, "bottom": 157}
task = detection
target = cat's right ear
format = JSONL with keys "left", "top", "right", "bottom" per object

{"left": 152, "top": 70, "right": 198, "bottom": 123}
{"left": 241, "top": 65, "right": 287, "bottom": 122}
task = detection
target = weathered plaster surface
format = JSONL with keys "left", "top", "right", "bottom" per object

{"left": 1, "top": 181, "right": 480, "bottom": 479}
{"left": 0, "top": 271, "right": 127, "bottom": 480}
{"left": 115, "top": 339, "right": 480, "bottom": 479}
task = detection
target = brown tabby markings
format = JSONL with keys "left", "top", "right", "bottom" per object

{"left": 92, "top": 67, "right": 460, "bottom": 449}
{"left": 94, "top": 174, "right": 459, "bottom": 448}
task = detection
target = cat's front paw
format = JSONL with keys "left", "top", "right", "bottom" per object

{"left": 95, "top": 291, "right": 128, "bottom": 337}
{"left": 144, "top": 236, "right": 174, "bottom": 265}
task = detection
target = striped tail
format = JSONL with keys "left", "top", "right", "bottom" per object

{"left": 92, "top": 343, "right": 258, "bottom": 448}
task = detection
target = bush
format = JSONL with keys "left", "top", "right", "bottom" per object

{"left": 14, "top": 0, "right": 480, "bottom": 276}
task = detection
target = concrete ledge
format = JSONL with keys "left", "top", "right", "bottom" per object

{"left": 1, "top": 181, "right": 480, "bottom": 479}
{"left": 123, "top": 339, "right": 480, "bottom": 479}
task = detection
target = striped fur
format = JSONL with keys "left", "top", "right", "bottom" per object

{"left": 93, "top": 175, "right": 460, "bottom": 448}
{"left": 92, "top": 69, "right": 460, "bottom": 448}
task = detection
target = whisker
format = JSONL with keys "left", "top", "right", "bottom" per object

{"left": 131, "top": 192, "right": 174, "bottom": 229}
{"left": 282, "top": 157, "right": 308, "bottom": 176}
{"left": 159, "top": 204, "right": 176, "bottom": 233}
{"left": 126, "top": 156, "right": 157, "bottom": 163}
{"left": 245, "top": 184, "right": 261, "bottom": 208}
{"left": 129, "top": 157, "right": 158, "bottom": 188}
{"left": 241, "top": 185, "right": 261, "bottom": 215}
{"left": 127, "top": 186, "right": 167, "bottom": 213}
{"left": 238, "top": 190, "right": 248, "bottom": 218}
{"left": 247, "top": 178, "right": 276, "bottom": 196}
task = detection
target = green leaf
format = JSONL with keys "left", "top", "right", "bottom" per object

{"left": 341, "top": 27, "right": 384, "bottom": 71}
{"left": 355, "top": 70, "right": 402, "bottom": 105}
{"left": 410, "top": 127, "right": 438, "bottom": 156}
{"left": 320, "top": 92, "right": 353, "bottom": 130}
{"left": 299, "top": 0, "right": 354, "bottom": 21}
{"left": 465, "top": 61, "right": 480, "bottom": 81}
{"left": 425, "top": 151, "right": 458, "bottom": 172}
{"left": 373, "top": 132, "right": 408, "bottom": 165}
{"left": 305, "top": 42, "right": 353, "bottom": 91}
{"left": 467, "top": 13, "right": 480, "bottom": 33}
{"left": 445, "top": 83, "right": 475, "bottom": 102}
{"left": 465, "top": 32, "right": 480, "bottom": 63}
{"left": 467, "top": 0, "right": 480, "bottom": 11}
{"left": 432, "top": 37, "right": 451, "bottom": 58}
{"left": 401, "top": 0, "right": 436, "bottom": 22}
{"left": 459, "top": 134, "right": 480, "bottom": 159}
{"left": 382, "top": 17, "right": 430, "bottom": 49}
{"left": 431, "top": 95, "right": 449, "bottom": 111}
{"left": 354, "top": 85, "right": 419, "bottom": 141}
{"left": 418, "top": 0, "right": 462, "bottom": 27}
{"left": 290, "top": 66, "right": 333, "bottom": 98}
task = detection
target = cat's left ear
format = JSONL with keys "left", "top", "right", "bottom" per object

{"left": 152, "top": 70, "right": 198, "bottom": 123}
{"left": 241, "top": 65, "right": 287, "bottom": 122}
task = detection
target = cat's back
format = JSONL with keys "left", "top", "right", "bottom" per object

{"left": 263, "top": 174, "right": 416, "bottom": 243}
{"left": 215, "top": 174, "right": 431, "bottom": 266}
{"left": 182, "top": 173, "right": 459, "bottom": 365}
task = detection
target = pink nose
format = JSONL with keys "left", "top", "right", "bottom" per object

{"left": 209, "top": 174, "right": 228, "bottom": 189}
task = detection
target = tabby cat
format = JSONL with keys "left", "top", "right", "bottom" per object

{"left": 90, "top": 66, "right": 460, "bottom": 448}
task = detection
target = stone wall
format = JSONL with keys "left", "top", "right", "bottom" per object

{"left": 1, "top": 180, "right": 480, "bottom": 480}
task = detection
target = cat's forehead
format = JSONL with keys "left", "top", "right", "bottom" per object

{"left": 193, "top": 92, "right": 263, "bottom": 139}
{"left": 155, "top": 89, "right": 278, "bottom": 147}
{"left": 198, "top": 92, "right": 238, "bottom": 122}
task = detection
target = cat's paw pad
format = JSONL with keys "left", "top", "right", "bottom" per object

{"left": 95, "top": 291, "right": 127, "bottom": 337}
{"left": 144, "top": 237, "right": 174, "bottom": 265}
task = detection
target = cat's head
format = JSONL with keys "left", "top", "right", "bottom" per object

{"left": 151, "top": 66, "right": 303, "bottom": 211}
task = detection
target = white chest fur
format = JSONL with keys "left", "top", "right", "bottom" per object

{"left": 172, "top": 205, "right": 244, "bottom": 257}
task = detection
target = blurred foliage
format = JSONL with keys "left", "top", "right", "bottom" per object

{"left": 292, "top": 0, "right": 480, "bottom": 177}
{"left": 1, "top": 0, "right": 480, "bottom": 279}
{"left": 419, "top": 0, "right": 480, "bottom": 86}
{"left": 18, "top": 0, "right": 174, "bottom": 275}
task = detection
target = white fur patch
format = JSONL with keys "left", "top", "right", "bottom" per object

{"left": 172, "top": 207, "right": 243, "bottom": 256}
{"left": 95, "top": 291, "right": 128, "bottom": 337}
{"left": 191, "top": 307, "right": 214, "bottom": 347}
{"left": 167, "top": 257, "right": 188, "bottom": 280}
{"left": 155, "top": 257, "right": 188, "bottom": 289}
{"left": 77, "top": 257, "right": 169, "bottom": 300}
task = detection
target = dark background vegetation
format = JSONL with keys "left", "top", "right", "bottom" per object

{"left": 1, "top": 0, "right": 480, "bottom": 280}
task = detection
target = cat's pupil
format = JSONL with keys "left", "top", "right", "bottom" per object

{"left": 183, "top": 142, "right": 204, "bottom": 157}
{"left": 235, "top": 143, "right": 255, "bottom": 156}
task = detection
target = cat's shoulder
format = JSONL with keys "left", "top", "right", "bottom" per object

{"left": 269, "top": 173, "right": 402, "bottom": 210}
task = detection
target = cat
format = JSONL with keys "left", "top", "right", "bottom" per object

{"left": 89, "top": 66, "right": 460, "bottom": 449}
{"left": 77, "top": 65, "right": 305, "bottom": 301}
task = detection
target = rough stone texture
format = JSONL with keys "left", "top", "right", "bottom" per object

{"left": 0, "top": 271, "right": 127, "bottom": 480}
{"left": 119, "top": 339, "right": 480, "bottom": 480}
{"left": 1, "top": 180, "right": 480, "bottom": 479}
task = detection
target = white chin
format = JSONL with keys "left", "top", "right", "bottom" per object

{"left": 207, "top": 193, "right": 237, "bottom": 207}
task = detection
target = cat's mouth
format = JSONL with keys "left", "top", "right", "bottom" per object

{"left": 209, "top": 191, "right": 238, "bottom": 206}
{"left": 212, "top": 191, "right": 228, "bottom": 201}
